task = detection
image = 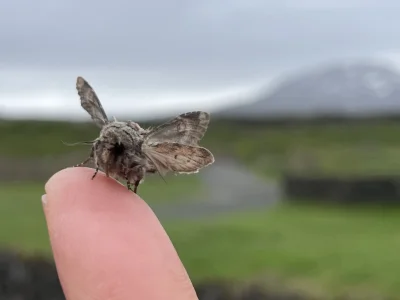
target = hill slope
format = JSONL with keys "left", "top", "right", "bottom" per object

{"left": 221, "top": 62, "right": 400, "bottom": 119}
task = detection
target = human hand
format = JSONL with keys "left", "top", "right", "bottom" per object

{"left": 42, "top": 167, "right": 198, "bottom": 300}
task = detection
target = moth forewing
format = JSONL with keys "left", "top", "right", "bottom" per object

{"left": 144, "top": 111, "right": 211, "bottom": 146}
{"left": 76, "top": 76, "right": 109, "bottom": 128}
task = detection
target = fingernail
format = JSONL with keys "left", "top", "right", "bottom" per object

{"left": 42, "top": 194, "right": 47, "bottom": 205}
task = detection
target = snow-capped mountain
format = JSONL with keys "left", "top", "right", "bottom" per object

{"left": 220, "top": 61, "right": 400, "bottom": 119}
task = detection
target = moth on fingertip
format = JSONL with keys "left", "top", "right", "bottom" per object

{"left": 72, "top": 76, "right": 215, "bottom": 194}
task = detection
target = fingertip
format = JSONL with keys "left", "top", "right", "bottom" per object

{"left": 42, "top": 167, "right": 198, "bottom": 300}
{"left": 45, "top": 167, "right": 135, "bottom": 203}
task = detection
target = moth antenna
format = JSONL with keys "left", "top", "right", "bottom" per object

{"left": 157, "top": 171, "right": 168, "bottom": 185}
{"left": 61, "top": 140, "right": 95, "bottom": 146}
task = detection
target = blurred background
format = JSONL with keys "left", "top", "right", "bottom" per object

{"left": 3, "top": 1, "right": 400, "bottom": 299}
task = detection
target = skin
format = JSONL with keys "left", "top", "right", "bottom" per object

{"left": 42, "top": 167, "right": 199, "bottom": 300}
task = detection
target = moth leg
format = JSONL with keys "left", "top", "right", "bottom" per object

{"left": 126, "top": 180, "right": 134, "bottom": 192}
{"left": 133, "top": 180, "right": 140, "bottom": 193}
{"left": 91, "top": 167, "right": 99, "bottom": 180}
{"left": 123, "top": 173, "right": 134, "bottom": 192}
{"left": 74, "top": 145, "right": 95, "bottom": 167}
{"left": 124, "top": 166, "right": 144, "bottom": 194}
{"left": 74, "top": 156, "right": 91, "bottom": 167}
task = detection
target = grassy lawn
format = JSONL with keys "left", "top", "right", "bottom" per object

{"left": 4, "top": 119, "right": 400, "bottom": 298}
{"left": 165, "top": 203, "right": 400, "bottom": 299}
{"left": 2, "top": 189, "right": 400, "bottom": 298}
{"left": 0, "top": 176, "right": 202, "bottom": 253}
{"left": 0, "top": 183, "right": 49, "bottom": 254}
{"left": 0, "top": 176, "right": 201, "bottom": 205}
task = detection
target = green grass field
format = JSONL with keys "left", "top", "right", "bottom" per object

{"left": 3, "top": 119, "right": 400, "bottom": 156}
{"left": 2, "top": 190, "right": 400, "bottom": 298}
{"left": 167, "top": 203, "right": 400, "bottom": 299}
{"left": 3, "top": 119, "right": 400, "bottom": 177}
{"left": 3, "top": 119, "right": 400, "bottom": 298}
{"left": 0, "top": 176, "right": 202, "bottom": 253}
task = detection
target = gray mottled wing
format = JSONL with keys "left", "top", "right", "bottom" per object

{"left": 145, "top": 111, "right": 210, "bottom": 146}
{"left": 142, "top": 142, "right": 214, "bottom": 175}
{"left": 76, "top": 76, "right": 109, "bottom": 127}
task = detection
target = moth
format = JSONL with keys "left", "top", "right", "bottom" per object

{"left": 73, "top": 76, "right": 215, "bottom": 193}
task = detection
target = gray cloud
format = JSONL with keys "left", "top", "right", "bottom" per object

{"left": 2, "top": 1, "right": 400, "bottom": 70}
{"left": 2, "top": 0, "right": 400, "bottom": 119}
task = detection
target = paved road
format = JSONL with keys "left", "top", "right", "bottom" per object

{"left": 151, "top": 158, "right": 282, "bottom": 221}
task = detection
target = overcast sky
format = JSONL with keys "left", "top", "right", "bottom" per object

{"left": 2, "top": 0, "right": 400, "bottom": 120}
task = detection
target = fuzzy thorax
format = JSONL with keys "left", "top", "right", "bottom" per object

{"left": 93, "top": 121, "right": 149, "bottom": 182}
